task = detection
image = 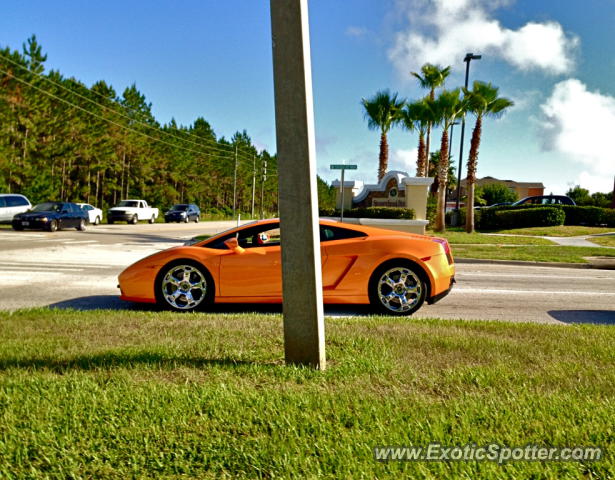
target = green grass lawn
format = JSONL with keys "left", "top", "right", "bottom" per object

{"left": 429, "top": 230, "right": 554, "bottom": 245}
{"left": 451, "top": 244, "right": 615, "bottom": 263}
{"left": 589, "top": 235, "right": 615, "bottom": 247}
{"left": 0, "top": 309, "right": 613, "bottom": 479}
{"left": 493, "top": 226, "right": 615, "bottom": 237}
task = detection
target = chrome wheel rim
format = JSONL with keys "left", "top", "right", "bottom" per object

{"left": 162, "top": 265, "right": 207, "bottom": 310}
{"left": 377, "top": 267, "right": 422, "bottom": 313}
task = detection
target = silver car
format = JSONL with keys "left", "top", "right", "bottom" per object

{"left": 0, "top": 194, "right": 32, "bottom": 222}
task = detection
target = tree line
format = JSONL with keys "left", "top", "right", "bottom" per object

{"left": 0, "top": 36, "right": 284, "bottom": 217}
{"left": 362, "top": 63, "right": 514, "bottom": 233}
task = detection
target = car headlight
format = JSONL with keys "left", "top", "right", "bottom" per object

{"left": 40, "top": 217, "right": 48, "bottom": 222}
{"left": 180, "top": 212, "right": 187, "bottom": 216}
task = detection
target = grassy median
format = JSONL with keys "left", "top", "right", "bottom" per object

{"left": 0, "top": 309, "right": 613, "bottom": 479}
{"left": 450, "top": 244, "right": 615, "bottom": 263}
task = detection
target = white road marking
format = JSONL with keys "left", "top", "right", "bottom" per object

{"left": 60, "top": 240, "right": 99, "bottom": 244}
{"left": 456, "top": 272, "right": 615, "bottom": 280}
{"left": 452, "top": 287, "right": 615, "bottom": 296}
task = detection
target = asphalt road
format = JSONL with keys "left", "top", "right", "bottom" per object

{"left": 1, "top": 222, "right": 614, "bottom": 325}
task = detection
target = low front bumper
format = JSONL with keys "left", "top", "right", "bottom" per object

{"left": 108, "top": 213, "right": 134, "bottom": 221}
{"left": 427, "top": 276, "right": 455, "bottom": 305}
{"left": 12, "top": 218, "right": 49, "bottom": 229}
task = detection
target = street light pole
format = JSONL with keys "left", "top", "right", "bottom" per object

{"left": 455, "top": 53, "right": 481, "bottom": 216}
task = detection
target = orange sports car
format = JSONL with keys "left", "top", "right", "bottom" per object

{"left": 118, "top": 219, "right": 455, "bottom": 315}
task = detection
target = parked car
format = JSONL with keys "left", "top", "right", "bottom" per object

{"left": 118, "top": 219, "right": 455, "bottom": 315}
{"left": 12, "top": 201, "right": 88, "bottom": 232}
{"left": 108, "top": 199, "right": 159, "bottom": 224}
{"left": 164, "top": 204, "right": 200, "bottom": 223}
{"left": 77, "top": 203, "right": 103, "bottom": 225}
{"left": 0, "top": 194, "right": 31, "bottom": 223}
{"left": 512, "top": 195, "right": 576, "bottom": 206}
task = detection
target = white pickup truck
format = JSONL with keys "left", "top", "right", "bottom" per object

{"left": 108, "top": 199, "right": 159, "bottom": 224}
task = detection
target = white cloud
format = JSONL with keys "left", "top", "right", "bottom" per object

{"left": 390, "top": 148, "right": 419, "bottom": 175}
{"left": 540, "top": 79, "right": 615, "bottom": 193}
{"left": 389, "top": 0, "right": 578, "bottom": 76}
{"left": 345, "top": 26, "right": 369, "bottom": 38}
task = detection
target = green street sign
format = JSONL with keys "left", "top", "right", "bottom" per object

{"left": 330, "top": 164, "right": 357, "bottom": 170}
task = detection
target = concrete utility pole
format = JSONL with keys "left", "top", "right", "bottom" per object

{"left": 232, "top": 145, "right": 238, "bottom": 218}
{"left": 260, "top": 159, "right": 267, "bottom": 219}
{"left": 270, "top": 0, "right": 326, "bottom": 369}
{"left": 251, "top": 155, "right": 256, "bottom": 218}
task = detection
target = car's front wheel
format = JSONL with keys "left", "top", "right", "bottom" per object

{"left": 94, "top": 216, "right": 101, "bottom": 225}
{"left": 130, "top": 215, "right": 138, "bottom": 224}
{"left": 368, "top": 261, "right": 427, "bottom": 316}
{"left": 155, "top": 260, "right": 214, "bottom": 312}
{"left": 47, "top": 220, "right": 58, "bottom": 232}
{"left": 77, "top": 219, "right": 86, "bottom": 231}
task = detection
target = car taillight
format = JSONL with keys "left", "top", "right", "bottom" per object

{"left": 431, "top": 237, "right": 454, "bottom": 264}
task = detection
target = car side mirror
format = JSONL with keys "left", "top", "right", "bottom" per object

{"left": 224, "top": 237, "right": 245, "bottom": 254}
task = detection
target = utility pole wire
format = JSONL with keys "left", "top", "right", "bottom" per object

{"left": 0, "top": 66, "right": 257, "bottom": 165}
{"left": 0, "top": 51, "right": 253, "bottom": 157}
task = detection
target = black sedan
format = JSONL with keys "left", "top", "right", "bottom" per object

{"left": 164, "top": 204, "right": 200, "bottom": 223}
{"left": 12, "top": 202, "right": 89, "bottom": 232}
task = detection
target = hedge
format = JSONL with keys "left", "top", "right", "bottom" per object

{"left": 560, "top": 205, "right": 608, "bottom": 226}
{"left": 477, "top": 204, "right": 615, "bottom": 229}
{"left": 497, "top": 207, "right": 565, "bottom": 228}
{"left": 319, "top": 206, "right": 415, "bottom": 220}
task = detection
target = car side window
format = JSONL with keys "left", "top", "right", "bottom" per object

{"left": 0, "top": 197, "right": 6, "bottom": 208}
{"left": 206, "top": 224, "right": 282, "bottom": 250}
{"left": 320, "top": 225, "right": 367, "bottom": 242}
{"left": 6, "top": 196, "right": 24, "bottom": 207}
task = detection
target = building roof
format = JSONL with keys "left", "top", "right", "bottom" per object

{"left": 459, "top": 176, "right": 544, "bottom": 189}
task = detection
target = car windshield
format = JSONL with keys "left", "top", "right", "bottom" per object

{"left": 32, "top": 202, "right": 61, "bottom": 212}
{"left": 118, "top": 200, "right": 139, "bottom": 207}
{"left": 172, "top": 205, "right": 189, "bottom": 211}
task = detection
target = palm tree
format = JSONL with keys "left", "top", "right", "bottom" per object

{"left": 361, "top": 90, "right": 405, "bottom": 181}
{"left": 400, "top": 99, "right": 435, "bottom": 177}
{"left": 463, "top": 81, "right": 514, "bottom": 233}
{"left": 411, "top": 64, "right": 451, "bottom": 176}
{"left": 431, "top": 89, "right": 466, "bottom": 232}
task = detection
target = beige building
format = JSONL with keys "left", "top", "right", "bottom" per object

{"left": 458, "top": 176, "right": 544, "bottom": 200}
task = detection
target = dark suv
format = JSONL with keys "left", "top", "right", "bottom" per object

{"left": 164, "top": 204, "right": 200, "bottom": 223}
{"left": 512, "top": 195, "right": 576, "bottom": 206}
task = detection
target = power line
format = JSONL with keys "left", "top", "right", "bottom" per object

{"left": 0, "top": 66, "right": 260, "bottom": 166}
{"left": 0, "top": 52, "right": 258, "bottom": 162}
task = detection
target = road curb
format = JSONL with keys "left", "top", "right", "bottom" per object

{"left": 455, "top": 258, "right": 606, "bottom": 269}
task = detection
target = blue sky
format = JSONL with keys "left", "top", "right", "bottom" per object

{"left": 2, "top": 0, "right": 615, "bottom": 194}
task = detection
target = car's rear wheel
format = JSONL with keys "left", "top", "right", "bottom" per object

{"left": 149, "top": 215, "right": 156, "bottom": 224}
{"left": 12, "top": 224, "right": 23, "bottom": 231}
{"left": 108, "top": 219, "right": 114, "bottom": 224}
{"left": 155, "top": 260, "right": 214, "bottom": 312}
{"left": 47, "top": 220, "right": 58, "bottom": 232}
{"left": 369, "top": 261, "right": 427, "bottom": 316}
{"left": 77, "top": 219, "right": 86, "bottom": 231}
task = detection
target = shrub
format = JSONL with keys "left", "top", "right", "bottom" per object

{"left": 319, "top": 206, "right": 414, "bottom": 220}
{"left": 561, "top": 205, "right": 607, "bottom": 226}
{"left": 603, "top": 208, "right": 615, "bottom": 227}
{"left": 493, "top": 207, "right": 565, "bottom": 229}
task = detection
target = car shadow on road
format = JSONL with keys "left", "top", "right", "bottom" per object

{"left": 47, "top": 295, "right": 374, "bottom": 316}
{"left": 548, "top": 310, "right": 615, "bottom": 325}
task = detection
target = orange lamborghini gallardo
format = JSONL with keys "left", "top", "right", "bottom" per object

{"left": 118, "top": 219, "right": 455, "bottom": 316}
